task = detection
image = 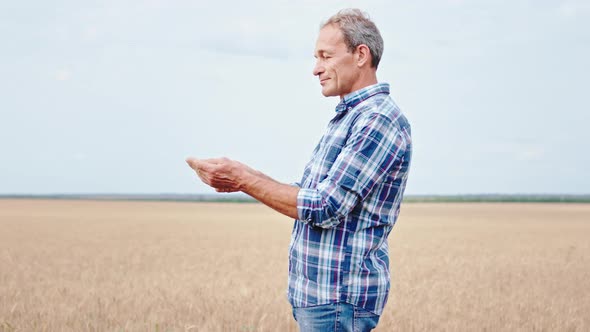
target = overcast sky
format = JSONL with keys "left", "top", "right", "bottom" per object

{"left": 1, "top": 0, "right": 589, "bottom": 195}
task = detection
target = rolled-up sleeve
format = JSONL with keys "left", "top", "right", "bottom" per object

{"left": 297, "top": 113, "right": 407, "bottom": 229}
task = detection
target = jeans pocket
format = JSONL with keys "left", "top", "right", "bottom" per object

{"left": 353, "top": 306, "right": 380, "bottom": 332}
{"left": 353, "top": 306, "right": 378, "bottom": 318}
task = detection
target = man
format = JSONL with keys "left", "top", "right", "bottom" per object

{"left": 186, "top": 8, "right": 412, "bottom": 332}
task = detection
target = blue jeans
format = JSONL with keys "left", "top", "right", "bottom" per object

{"left": 292, "top": 302, "right": 380, "bottom": 332}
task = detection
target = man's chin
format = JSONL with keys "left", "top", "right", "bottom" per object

{"left": 321, "top": 88, "right": 337, "bottom": 97}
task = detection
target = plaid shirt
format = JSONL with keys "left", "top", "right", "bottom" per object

{"left": 288, "top": 83, "right": 412, "bottom": 316}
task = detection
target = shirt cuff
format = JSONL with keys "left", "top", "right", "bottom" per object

{"left": 296, "top": 187, "right": 322, "bottom": 224}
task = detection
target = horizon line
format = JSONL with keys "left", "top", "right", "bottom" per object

{"left": 1, "top": 192, "right": 589, "bottom": 197}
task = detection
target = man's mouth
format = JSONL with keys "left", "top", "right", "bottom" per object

{"left": 320, "top": 78, "right": 330, "bottom": 85}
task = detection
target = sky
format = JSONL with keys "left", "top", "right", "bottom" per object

{"left": 1, "top": 0, "right": 589, "bottom": 195}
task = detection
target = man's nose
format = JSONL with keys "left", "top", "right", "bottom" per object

{"left": 313, "top": 61, "right": 324, "bottom": 76}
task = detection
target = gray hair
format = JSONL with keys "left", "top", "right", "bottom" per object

{"left": 321, "top": 8, "right": 384, "bottom": 69}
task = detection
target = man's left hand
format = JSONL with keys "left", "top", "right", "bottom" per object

{"left": 185, "top": 157, "right": 244, "bottom": 193}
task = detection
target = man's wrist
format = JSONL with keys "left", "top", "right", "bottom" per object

{"left": 238, "top": 167, "right": 260, "bottom": 194}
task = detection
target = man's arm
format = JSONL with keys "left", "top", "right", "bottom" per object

{"left": 186, "top": 112, "right": 407, "bottom": 226}
{"left": 295, "top": 112, "right": 407, "bottom": 228}
{"left": 241, "top": 171, "right": 299, "bottom": 219}
{"left": 186, "top": 157, "right": 299, "bottom": 219}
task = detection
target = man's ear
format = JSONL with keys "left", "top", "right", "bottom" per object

{"left": 355, "top": 44, "right": 372, "bottom": 68}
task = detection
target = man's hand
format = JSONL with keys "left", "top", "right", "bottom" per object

{"left": 185, "top": 156, "right": 300, "bottom": 219}
{"left": 185, "top": 157, "right": 245, "bottom": 193}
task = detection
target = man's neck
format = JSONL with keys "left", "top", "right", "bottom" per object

{"left": 341, "top": 71, "right": 378, "bottom": 99}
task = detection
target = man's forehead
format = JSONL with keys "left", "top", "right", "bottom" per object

{"left": 318, "top": 24, "right": 344, "bottom": 42}
{"left": 315, "top": 25, "right": 346, "bottom": 52}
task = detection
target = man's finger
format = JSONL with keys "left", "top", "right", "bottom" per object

{"left": 202, "top": 157, "right": 228, "bottom": 165}
{"left": 185, "top": 157, "right": 198, "bottom": 169}
{"left": 185, "top": 157, "right": 216, "bottom": 172}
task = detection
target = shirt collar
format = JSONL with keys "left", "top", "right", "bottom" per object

{"left": 334, "top": 83, "right": 390, "bottom": 113}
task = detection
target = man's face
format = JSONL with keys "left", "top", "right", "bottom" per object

{"left": 313, "top": 24, "right": 359, "bottom": 98}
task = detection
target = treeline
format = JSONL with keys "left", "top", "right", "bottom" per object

{"left": 403, "top": 194, "right": 590, "bottom": 203}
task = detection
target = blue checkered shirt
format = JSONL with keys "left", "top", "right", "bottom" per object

{"left": 288, "top": 83, "right": 412, "bottom": 316}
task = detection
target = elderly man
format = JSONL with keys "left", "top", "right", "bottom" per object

{"left": 187, "top": 8, "right": 412, "bottom": 332}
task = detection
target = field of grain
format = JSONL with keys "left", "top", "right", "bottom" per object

{"left": 0, "top": 199, "right": 589, "bottom": 331}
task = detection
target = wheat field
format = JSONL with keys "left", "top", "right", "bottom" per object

{"left": 0, "top": 199, "right": 589, "bottom": 331}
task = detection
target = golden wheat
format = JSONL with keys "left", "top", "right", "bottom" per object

{"left": 0, "top": 200, "right": 588, "bottom": 331}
